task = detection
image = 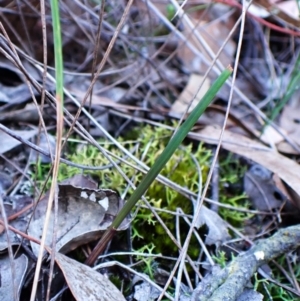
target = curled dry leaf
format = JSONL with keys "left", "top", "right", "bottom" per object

{"left": 55, "top": 252, "right": 126, "bottom": 301}
{"left": 28, "top": 174, "right": 129, "bottom": 256}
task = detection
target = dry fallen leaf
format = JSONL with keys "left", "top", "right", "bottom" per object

{"left": 171, "top": 74, "right": 210, "bottom": 115}
{"left": 55, "top": 252, "right": 126, "bottom": 301}
{"left": 276, "top": 0, "right": 299, "bottom": 20}
{"left": 0, "top": 129, "right": 37, "bottom": 154}
{"left": 191, "top": 126, "right": 300, "bottom": 205}
{"left": 260, "top": 125, "right": 286, "bottom": 146}
{"left": 0, "top": 254, "right": 28, "bottom": 301}
{"left": 244, "top": 164, "right": 287, "bottom": 211}
{"left": 195, "top": 205, "right": 230, "bottom": 246}
{"left": 0, "top": 103, "right": 44, "bottom": 123}
{"left": 277, "top": 103, "right": 300, "bottom": 154}
{"left": 0, "top": 196, "right": 32, "bottom": 252}
{"left": 177, "top": 7, "right": 236, "bottom": 73}
{"left": 28, "top": 174, "right": 129, "bottom": 256}
{"left": 255, "top": 0, "right": 300, "bottom": 26}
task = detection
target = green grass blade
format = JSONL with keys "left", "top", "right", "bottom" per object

{"left": 30, "top": 1, "right": 64, "bottom": 299}
{"left": 86, "top": 66, "right": 232, "bottom": 265}
{"left": 50, "top": 0, "right": 64, "bottom": 104}
{"left": 268, "top": 52, "right": 300, "bottom": 125}
{"left": 113, "top": 66, "right": 232, "bottom": 228}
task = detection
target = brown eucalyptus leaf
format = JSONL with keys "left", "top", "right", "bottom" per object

{"left": 55, "top": 252, "right": 126, "bottom": 301}
{"left": 28, "top": 174, "right": 128, "bottom": 256}
{"left": 193, "top": 126, "right": 300, "bottom": 206}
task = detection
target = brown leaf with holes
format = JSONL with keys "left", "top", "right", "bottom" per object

{"left": 28, "top": 174, "right": 129, "bottom": 256}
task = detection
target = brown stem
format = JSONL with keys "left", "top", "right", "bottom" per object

{"left": 85, "top": 227, "right": 117, "bottom": 266}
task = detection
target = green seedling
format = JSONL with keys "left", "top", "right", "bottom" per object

{"left": 37, "top": 125, "right": 250, "bottom": 258}
{"left": 31, "top": 117, "right": 264, "bottom": 299}
{"left": 134, "top": 243, "right": 156, "bottom": 279}
{"left": 212, "top": 251, "right": 228, "bottom": 269}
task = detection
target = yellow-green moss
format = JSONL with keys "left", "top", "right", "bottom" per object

{"left": 32, "top": 123, "right": 251, "bottom": 260}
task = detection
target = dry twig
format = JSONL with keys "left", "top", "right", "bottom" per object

{"left": 192, "top": 225, "right": 300, "bottom": 301}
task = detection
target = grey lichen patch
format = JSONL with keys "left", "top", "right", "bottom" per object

{"left": 254, "top": 251, "right": 265, "bottom": 261}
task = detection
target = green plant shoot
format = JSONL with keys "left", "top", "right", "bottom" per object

{"left": 85, "top": 66, "right": 233, "bottom": 265}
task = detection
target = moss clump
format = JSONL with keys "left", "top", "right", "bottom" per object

{"left": 218, "top": 154, "right": 252, "bottom": 227}
{"left": 32, "top": 123, "right": 251, "bottom": 262}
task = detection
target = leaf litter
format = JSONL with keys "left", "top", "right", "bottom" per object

{"left": 28, "top": 174, "right": 128, "bottom": 256}
{"left": 0, "top": 0, "right": 300, "bottom": 300}
{"left": 55, "top": 252, "right": 126, "bottom": 301}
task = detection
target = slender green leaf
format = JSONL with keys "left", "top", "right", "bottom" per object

{"left": 86, "top": 66, "right": 232, "bottom": 265}
{"left": 50, "top": 0, "right": 64, "bottom": 104}
{"left": 113, "top": 66, "right": 233, "bottom": 228}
